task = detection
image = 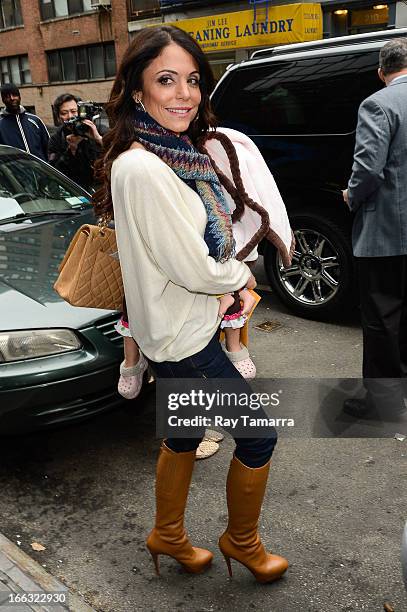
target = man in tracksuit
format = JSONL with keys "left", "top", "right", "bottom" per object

{"left": 0, "top": 83, "right": 49, "bottom": 161}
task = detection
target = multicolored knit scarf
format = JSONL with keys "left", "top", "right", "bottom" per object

{"left": 133, "top": 108, "right": 235, "bottom": 262}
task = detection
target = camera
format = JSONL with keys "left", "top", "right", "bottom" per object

{"left": 64, "top": 101, "right": 102, "bottom": 137}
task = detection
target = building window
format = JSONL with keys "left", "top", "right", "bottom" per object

{"left": 40, "top": 0, "right": 93, "bottom": 20}
{"left": 47, "top": 43, "right": 116, "bottom": 82}
{"left": 129, "top": 0, "right": 160, "bottom": 18}
{"left": 0, "top": 54, "right": 31, "bottom": 85}
{"left": 0, "top": 0, "right": 23, "bottom": 29}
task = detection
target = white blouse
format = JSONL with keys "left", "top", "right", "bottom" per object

{"left": 111, "top": 148, "right": 251, "bottom": 362}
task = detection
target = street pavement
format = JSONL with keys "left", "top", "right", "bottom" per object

{"left": 0, "top": 533, "right": 94, "bottom": 612}
{"left": 0, "top": 264, "right": 406, "bottom": 612}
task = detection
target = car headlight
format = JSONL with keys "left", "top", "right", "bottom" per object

{"left": 0, "top": 329, "right": 82, "bottom": 363}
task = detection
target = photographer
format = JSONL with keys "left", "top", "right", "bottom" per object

{"left": 48, "top": 93, "right": 103, "bottom": 192}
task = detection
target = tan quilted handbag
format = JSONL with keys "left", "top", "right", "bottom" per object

{"left": 54, "top": 223, "right": 124, "bottom": 310}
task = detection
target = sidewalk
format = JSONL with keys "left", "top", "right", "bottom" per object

{"left": 0, "top": 535, "right": 94, "bottom": 612}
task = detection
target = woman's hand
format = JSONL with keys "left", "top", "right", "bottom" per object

{"left": 245, "top": 274, "right": 257, "bottom": 290}
{"left": 239, "top": 288, "right": 257, "bottom": 316}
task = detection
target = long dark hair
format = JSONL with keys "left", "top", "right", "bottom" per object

{"left": 93, "top": 26, "right": 217, "bottom": 218}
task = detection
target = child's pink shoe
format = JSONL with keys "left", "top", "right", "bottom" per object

{"left": 118, "top": 353, "right": 148, "bottom": 399}
{"left": 224, "top": 345, "right": 256, "bottom": 379}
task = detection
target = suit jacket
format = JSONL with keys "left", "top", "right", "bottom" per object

{"left": 348, "top": 74, "right": 407, "bottom": 257}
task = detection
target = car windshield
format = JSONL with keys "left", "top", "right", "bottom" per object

{"left": 0, "top": 146, "right": 92, "bottom": 221}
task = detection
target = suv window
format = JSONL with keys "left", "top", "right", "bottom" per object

{"left": 213, "top": 51, "right": 380, "bottom": 135}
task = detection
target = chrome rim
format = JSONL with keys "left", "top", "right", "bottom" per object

{"left": 276, "top": 228, "right": 340, "bottom": 307}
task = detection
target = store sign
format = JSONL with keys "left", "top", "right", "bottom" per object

{"left": 166, "top": 4, "right": 323, "bottom": 52}
{"left": 351, "top": 7, "right": 389, "bottom": 26}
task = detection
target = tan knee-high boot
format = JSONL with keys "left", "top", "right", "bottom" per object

{"left": 219, "top": 455, "right": 288, "bottom": 583}
{"left": 146, "top": 442, "right": 213, "bottom": 575}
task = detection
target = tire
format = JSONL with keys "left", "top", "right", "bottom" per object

{"left": 264, "top": 211, "right": 355, "bottom": 320}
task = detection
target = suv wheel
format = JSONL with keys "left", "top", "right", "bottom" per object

{"left": 264, "top": 212, "right": 355, "bottom": 320}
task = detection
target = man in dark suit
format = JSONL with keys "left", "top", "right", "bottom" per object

{"left": 343, "top": 38, "right": 407, "bottom": 419}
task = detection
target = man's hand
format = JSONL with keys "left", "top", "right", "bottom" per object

{"left": 82, "top": 119, "right": 103, "bottom": 146}
{"left": 342, "top": 189, "right": 350, "bottom": 209}
{"left": 66, "top": 134, "right": 84, "bottom": 156}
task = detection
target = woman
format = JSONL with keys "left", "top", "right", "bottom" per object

{"left": 93, "top": 25, "right": 288, "bottom": 583}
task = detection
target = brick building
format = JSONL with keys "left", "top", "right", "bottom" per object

{"left": 1, "top": 0, "right": 406, "bottom": 126}
{"left": 0, "top": 0, "right": 128, "bottom": 124}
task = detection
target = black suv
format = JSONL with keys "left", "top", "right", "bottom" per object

{"left": 211, "top": 28, "right": 407, "bottom": 319}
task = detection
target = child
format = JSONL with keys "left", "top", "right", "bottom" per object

{"left": 116, "top": 287, "right": 256, "bottom": 399}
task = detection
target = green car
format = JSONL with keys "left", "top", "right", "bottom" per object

{"left": 0, "top": 145, "right": 126, "bottom": 434}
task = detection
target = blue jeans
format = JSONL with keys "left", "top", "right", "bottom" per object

{"left": 148, "top": 332, "right": 277, "bottom": 468}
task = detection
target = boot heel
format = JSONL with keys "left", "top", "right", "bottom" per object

{"left": 223, "top": 554, "right": 233, "bottom": 577}
{"left": 149, "top": 550, "right": 160, "bottom": 576}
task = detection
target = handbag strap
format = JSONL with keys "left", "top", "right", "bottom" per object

{"left": 98, "top": 213, "right": 112, "bottom": 235}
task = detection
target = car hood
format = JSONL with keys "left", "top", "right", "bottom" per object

{"left": 0, "top": 211, "right": 117, "bottom": 331}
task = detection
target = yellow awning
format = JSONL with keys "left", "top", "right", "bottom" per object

{"left": 166, "top": 4, "right": 323, "bottom": 52}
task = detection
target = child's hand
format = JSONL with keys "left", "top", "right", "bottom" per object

{"left": 218, "top": 293, "right": 235, "bottom": 318}
{"left": 239, "top": 288, "right": 257, "bottom": 316}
